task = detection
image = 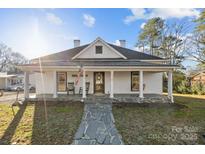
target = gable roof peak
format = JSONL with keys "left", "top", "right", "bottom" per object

{"left": 94, "top": 37, "right": 108, "bottom": 44}
{"left": 71, "top": 37, "right": 127, "bottom": 60}
{"left": 96, "top": 36, "right": 103, "bottom": 40}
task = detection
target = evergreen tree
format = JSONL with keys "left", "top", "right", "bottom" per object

{"left": 138, "top": 17, "right": 164, "bottom": 55}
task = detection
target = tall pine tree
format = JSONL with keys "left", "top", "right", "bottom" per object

{"left": 138, "top": 17, "right": 164, "bottom": 56}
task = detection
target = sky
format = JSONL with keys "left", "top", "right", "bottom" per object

{"left": 0, "top": 8, "right": 202, "bottom": 67}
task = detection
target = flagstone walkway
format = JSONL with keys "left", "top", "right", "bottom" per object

{"left": 73, "top": 102, "right": 123, "bottom": 145}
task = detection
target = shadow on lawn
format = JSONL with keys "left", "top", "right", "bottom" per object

{"left": 31, "top": 101, "right": 82, "bottom": 145}
{"left": 0, "top": 103, "right": 27, "bottom": 145}
{"left": 31, "top": 101, "right": 48, "bottom": 144}
{"left": 31, "top": 101, "right": 56, "bottom": 144}
{"left": 0, "top": 100, "right": 83, "bottom": 145}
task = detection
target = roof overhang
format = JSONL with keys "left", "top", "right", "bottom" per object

{"left": 18, "top": 64, "right": 179, "bottom": 72}
{"left": 0, "top": 75, "right": 17, "bottom": 78}
{"left": 190, "top": 71, "right": 205, "bottom": 78}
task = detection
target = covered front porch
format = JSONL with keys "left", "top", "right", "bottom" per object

{"left": 23, "top": 67, "right": 174, "bottom": 103}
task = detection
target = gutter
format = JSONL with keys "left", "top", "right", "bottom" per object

{"left": 17, "top": 65, "right": 180, "bottom": 70}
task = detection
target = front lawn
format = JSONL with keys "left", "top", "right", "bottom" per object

{"left": 113, "top": 94, "right": 205, "bottom": 144}
{"left": 0, "top": 102, "right": 84, "bottom": 145}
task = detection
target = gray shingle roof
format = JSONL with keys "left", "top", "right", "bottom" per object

{"left": 32, "top": 44, "right": 89, "bottom": 62}
{"left": 32, "top": 42, "right": 163, "bottom": 62}
{"left": 108, "top": 43, "right": 163, "bottom": 60}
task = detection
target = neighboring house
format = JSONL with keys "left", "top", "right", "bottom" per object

{"left": 0, "top": 72, "right": 16, "bottom": 89}
{"left": 8, "top": 74, "right": 24, "bottom": 85}
{"left": 19, "top": 37, "right": 178, "bottom": 102}
{"left": 189, "top": 71, "right": 205, "bottom": 85}
{"left": 0, "top": 72, "right": 35, "bottom": 90}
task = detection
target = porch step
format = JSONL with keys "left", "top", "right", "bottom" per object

{"left": 84, "top": 97, "right": 113, "bottom": 104}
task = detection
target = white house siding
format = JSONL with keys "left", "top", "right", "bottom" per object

{"left": 34, "top": 71, "right": 163, "bottom": 95}
{"left": 106, "top": 71, "right": 162, "bottom": 94}
{"left": 35, "top": 72, "right": 55, "bottom": 94}
{"left": 113, "top": 72, "right": 131, "bottom": 94}
{"left": 105, "top": 72, "right": 111, "bottom": 94}
{"left": 143, "top": 72, "right": 163, "bottom": 94}
{"left": 77, "top": 40, "right": 122, "bottom": 59}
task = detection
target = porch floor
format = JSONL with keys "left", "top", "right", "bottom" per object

{"left": 27, "top": 94, "right": 172, "bottom": 104}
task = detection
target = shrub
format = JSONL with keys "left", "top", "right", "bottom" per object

{"left": 191, "top": 82, "right": 205, "bottom": 95}
{"left": 176, "top": 80, "right": 192, "bottom": 94}
{"left": 173, "top": 71, "right": 186, "bottom": 93}
{"left": 163, "top": 70, "right": 205, "bottom": 95}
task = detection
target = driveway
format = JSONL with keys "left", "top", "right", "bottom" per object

{"left": 73, "top": 102, "right": 123, "bottom": 145}
{"left": 0, "top": 91, "right": 36, "bottom": 104}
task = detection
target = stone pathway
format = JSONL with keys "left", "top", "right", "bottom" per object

{"left": 73, "top": 102, "right": 123, "bottom": 145}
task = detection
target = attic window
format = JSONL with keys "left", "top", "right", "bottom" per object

{"left": 95, "top": 46, "right": 103, "bottom": 54}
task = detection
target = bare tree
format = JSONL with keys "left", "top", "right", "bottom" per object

{"left": 158, "top": 21, "right": 191, "bottom": 65}
{"left": 0, "top": 43, "right": 28, "bottom": 73}
{"left": 0, "top": 43, "right": 12, "bottom": 72}
{"left": 186, "top": 9, "right": 205, "bottom": 66}
{"left": 186, "top": 32, "right": 205, "bottom": 64}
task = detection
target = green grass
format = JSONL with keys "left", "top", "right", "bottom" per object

{"left": 174, "top": 96, "right": 205, "bottom": 108}
{"left": 0, "top": 102, "right": 84, "bottom": 145}
{"left": 55, "top": 106, "right": 76, "bottom": 113}
{"left": 113, "top": 95, "right": 205, "bottom": 145}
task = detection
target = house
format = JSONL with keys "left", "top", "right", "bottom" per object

{"left": 0, "top": 72, "right": 16, "bottom": 89}
{"left": 19, "top": 37, "right": 178, "bottom": 102}
{"left": 0, "top": 72, "right": 35, "bottom": 90}
{"left": 189, "top": 70, "right": 205, "bottom": 85}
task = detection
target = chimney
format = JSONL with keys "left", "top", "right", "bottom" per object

{"left": 74, "top": 40, "right": 80, "bottom": 47}
{"left": 119, "top": 40, "right": 126, "bottom": 47}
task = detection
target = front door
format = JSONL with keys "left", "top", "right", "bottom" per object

{"left": 57, "top": 72, "right": 67, "bottom": 92}
{"left": 94, "top": 72, "right": 105, "bottom": 94}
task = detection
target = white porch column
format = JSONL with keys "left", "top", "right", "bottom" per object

{"left": 5, "top": 78, "right": 8, "bottom": 89}
{"left": 53, "top": 71, "right": 57, "bottom": 98}
{"left": 110, "top": 71, "right": 114, "bottom": 98}
{"left": 82, "top": 69, "right": 86, "bottom": 98}
{"left": 139, "top": 70, "right": 144, "bottom": 98}
{"left": 24, "top": 71, "right": 29, "bottom": 99}
{"left": 168, "top": 71, "right": 173, "bottom": 102}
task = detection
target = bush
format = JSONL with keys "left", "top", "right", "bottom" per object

{"left": 163, "top": 71, "right": 186, "bottom": 93}
{"left": 173, "top": 71, "right": 186, "bottom": 92}
{"left": 191, "top": 82, "right": 205, "bottom": 95}
{"left": 176, "top": 80, "right": 192, "bottom": 94}
{"left": 163, "top": 70, "right": 205, "bottom": 95}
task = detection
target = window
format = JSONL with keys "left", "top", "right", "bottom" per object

{"left": 57, "top": 72, "right": 67, "bottom": 92}
{"left": 95, "top": 46, "right": 103, "bottom": 54}
{"left": 131, "top": 72, "right": 139, "bottom": 91}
